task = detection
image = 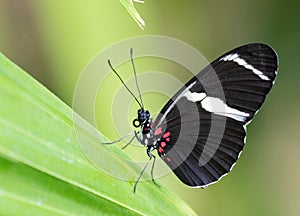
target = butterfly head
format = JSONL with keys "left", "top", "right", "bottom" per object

{"left": 133, "top": 109, "right": 152, "bottom": 133}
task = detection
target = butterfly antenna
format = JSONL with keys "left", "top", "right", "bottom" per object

{"left": 107, "top": 59, "right": 143, "bottom": 109}
{"left": 130, "top": 48, "right": 145, "bottom": 110}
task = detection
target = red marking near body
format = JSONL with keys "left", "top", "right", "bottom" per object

{"left": 154, "top": 127, "right": 163, "bottom": 136}
{"left": 166, "top": 157, "right": 172, "bottom": 162}
{"left": 165, "top": 137, "right": 170, "bottom": 142}
{"left": 163, "top": 131, "right": 171, "bottom": 138}
{"left": 151, "top": 120, "right": 157, "bottom": 128}
{"left": 158, "top": 147, "right": 164, "bottom": 153}
{"left": 160, "top": 141, "right": 166, "bottom": 148}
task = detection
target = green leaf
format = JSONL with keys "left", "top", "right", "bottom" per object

{"left": 119, "top": 0, "right": 146, "bottom": 29}
{"left": 0, "top": 52, "right": 197, "bottom": 215}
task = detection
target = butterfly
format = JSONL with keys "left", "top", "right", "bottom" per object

{"left": 106, "top": 43, "right": 278, "bottom": 192}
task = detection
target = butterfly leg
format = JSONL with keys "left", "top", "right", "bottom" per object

{"left": 121, "top": 130, "right": 143, "bottom": 149}
{"left": 102, "top": 131, "right": 134, "bottom": 145}
{"left": 133, "top": 155, "right": 152, "bottom": 193}
{"left": 121, "top": 135, "right": 136, "bottom": 149}
{"left": 133, "top": 148, "right": 160, "bottom": 192}
{"left": 148, "top": 152, "right": 160, "bottom": 188}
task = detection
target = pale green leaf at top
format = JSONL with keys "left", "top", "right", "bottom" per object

{"left": 119, "top": 0, "right": 146, "bottom": 29}
{"left": 0, "top": 52, "right": 197, "bottom": 215}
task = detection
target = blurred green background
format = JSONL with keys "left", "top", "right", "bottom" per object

{"left": 0, "top": 0, "right": 299, "bottom": 215}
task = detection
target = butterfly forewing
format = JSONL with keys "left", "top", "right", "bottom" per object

{"left": 154, "top": 43, "right": 278, "bottom": 187}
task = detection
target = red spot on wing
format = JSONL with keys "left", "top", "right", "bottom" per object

{"left": 165, "top": 137, "right": 170, "bottom": 142}
{"left": 160, "top": 141, "right": 166, "bottom": 148}
{"left": 154, "top": 127, "right": 163, "bottom": 136}
{"left": 151, "top": 120, "right": 157, "bottom": 127}
{"left": 158, "top": 147, "right": 164, "bottom": 153}
{"left": 166, "top": 157, "right": 172, "bottom": 162}
{"left": 163, "top": 131, "right": 171, "bottom": 138}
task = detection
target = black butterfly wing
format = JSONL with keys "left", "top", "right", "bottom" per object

{"left": 154, "top": 43, "right": 278, "bottom": 187}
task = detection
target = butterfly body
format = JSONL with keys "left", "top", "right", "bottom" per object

{"left": 133, "top": 109, "right": 171, "bottom": 159}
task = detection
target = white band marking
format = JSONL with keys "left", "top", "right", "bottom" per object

{"left": 201, "top": 96, "right": 249, "bottom": 122}
{"left": 184, "top": 91, "right": 249, "bottom": 122}
{"left": 183, "top": 91, "right": 206, "bottom": 102}
{"left": 221, "top": 53, "right": 270, "bottom": 81}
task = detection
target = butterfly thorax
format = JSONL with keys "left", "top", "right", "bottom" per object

{"left": 132, "top": 109, "right": 172, "bottom": 158}
{"left": 133, "top": 109, "right": 157, "bottom": 148}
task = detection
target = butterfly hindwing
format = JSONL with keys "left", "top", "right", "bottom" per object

{"left": 154, "top": 43, "right": 278, "bottom": 187}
